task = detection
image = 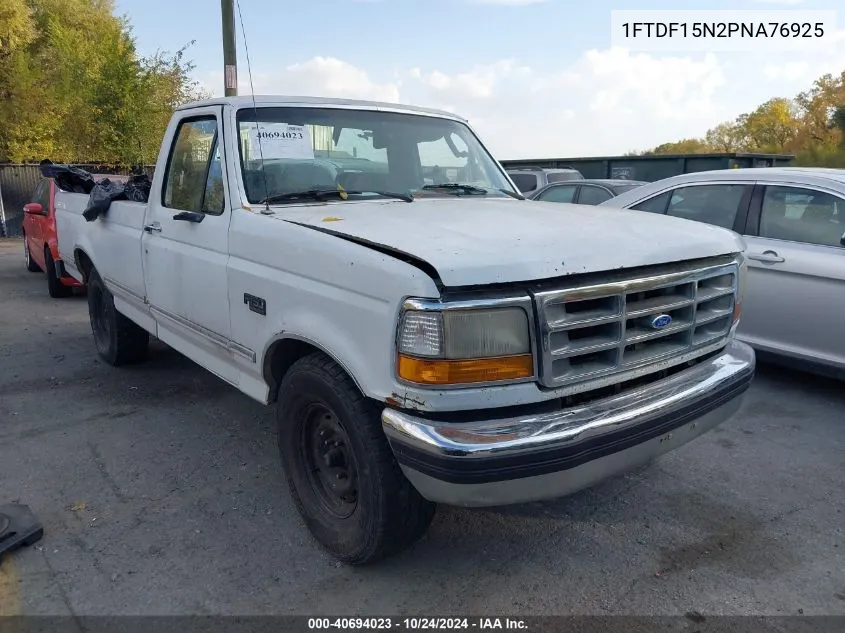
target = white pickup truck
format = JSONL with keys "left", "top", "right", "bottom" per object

{"left": 56, "top": 95, "right": 755, "bottom": 564}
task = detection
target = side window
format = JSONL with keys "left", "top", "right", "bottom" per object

{"left": 631, "top": 190, "right": 671, "bottom": 213}
{"left": 546, "top": 171, "right": 580, "bottom": 183}
{"left": 41, "top": 180, "right": 53, "bottom": 209}
{"left": 759, "top": 186, "right": 844, "bottom": 248}
{"left": 509, "top": 173, "right": 538, "bottom": 193}
{"left": 536, "top": 184, "right": 577, "bottom": 203}
{"left": 163, "top": 117, "right": 222, "bottom": 214}
{"left": 665, "top": 184, "right": 747, "bottom": 229}
{"left": 31, "top": 180, "right": 47, "bottom": 207}
{"left": 578, "top": 185, "right": 613, "bottom": 205}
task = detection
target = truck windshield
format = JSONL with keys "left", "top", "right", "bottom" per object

{"left": 235, "top": 106, "right": 518, "bottom": 204}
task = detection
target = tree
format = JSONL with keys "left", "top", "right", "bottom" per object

{"left": 646, "top": 138, "right": 711, "bottom": 155}
{"left": 134, "top": 43, "right": 209, "bottom": 164}
{"left": 637, "top": 68, "right": 845, "bottom": 164}
{"left": 0, "top": 0, "right": 207, "bottom": 164}
{"left": 738, "top": 98, "right": 799, "bottom": 152}
{"left": 831, "top": 105, "right": 845, "bottom": 149}
{"left": 0, "top": 0, "right": 34, "bottom": 57}
{"left": 704, "top": 122, "right": 744, "bottom": 153}
{"left": 794, "top": 72, "right": 845, "bottom": 150}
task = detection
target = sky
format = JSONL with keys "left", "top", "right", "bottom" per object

{"left": 114, "top": 0, "right": 845, "bottom": 160}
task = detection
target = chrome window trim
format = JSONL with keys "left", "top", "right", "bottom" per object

{"left": 748, "top": 235, "right": 845, "bottom": 252}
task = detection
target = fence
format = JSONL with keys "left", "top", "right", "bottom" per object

{"left": 0, "top": 163, "right": 155, "bottom": 237}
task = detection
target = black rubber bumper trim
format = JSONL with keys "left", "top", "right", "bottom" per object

{"left": 389, "top": 368, "right": 754, "bottom": 485}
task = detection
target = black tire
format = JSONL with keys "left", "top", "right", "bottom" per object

{"left": 87, "top": 268, "right": 149, "bottom": 366}
{"left": 45, "top": 249, "right": 73, "bottom": 298}
{"left": 24, "top": 236, "right": 40, "bottom": 272}
{"left": 277, "top": 352, "right": 436, "bottom": 564}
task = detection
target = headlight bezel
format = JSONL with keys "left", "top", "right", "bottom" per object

{"left": 394, "top": 295, "right": 539, "bottom": 389}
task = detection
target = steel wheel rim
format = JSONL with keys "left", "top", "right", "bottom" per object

{"left": 301, "top": 403, "right": 358, "bottom": 519}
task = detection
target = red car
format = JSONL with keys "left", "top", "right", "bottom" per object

{"left": 22, "top": 176, "right": 84, "bottom": 297}
{"left": 22, "top": 174, "right": 127, "bottom": 298}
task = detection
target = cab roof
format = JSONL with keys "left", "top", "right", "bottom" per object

{"left": 176, "top": 95, "right": 466, "bottom": 122}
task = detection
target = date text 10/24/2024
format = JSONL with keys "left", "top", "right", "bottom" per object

{"left": 307, "top": 618, "right": 529, "bottom": 631}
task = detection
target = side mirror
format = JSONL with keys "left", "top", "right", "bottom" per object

{"left": 23, "top": 203, "right": 45, "bottom": 215}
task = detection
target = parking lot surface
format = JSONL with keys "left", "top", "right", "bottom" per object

{"left": 0, "top": 237, "right": 843, "bottom": 616}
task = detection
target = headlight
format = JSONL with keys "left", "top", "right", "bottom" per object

{"left": 397, "top": 305, "right": 534, "bottom": 386}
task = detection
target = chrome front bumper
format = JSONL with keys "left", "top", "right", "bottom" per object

{"left": 382, "top": 340, "right": 755, "bottom": 507}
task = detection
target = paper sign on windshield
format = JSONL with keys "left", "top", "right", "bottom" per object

{"left": 247, "top": 123, "right": 314, "bottom": 160}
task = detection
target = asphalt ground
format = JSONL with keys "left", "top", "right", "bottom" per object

{"left": 0, "top": 237, "right": 843, "bottom": 617}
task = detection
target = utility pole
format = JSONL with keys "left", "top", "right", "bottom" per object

{"left": 221, "top": 0, "right": 237, "bottom": 96}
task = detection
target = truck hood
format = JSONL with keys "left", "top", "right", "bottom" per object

{"left": 277, "top": 197, "right": 745, "bottom": 287}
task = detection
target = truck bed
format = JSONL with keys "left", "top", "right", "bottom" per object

{"left": 55, "top": 190, "right": 149, "bottom": 304}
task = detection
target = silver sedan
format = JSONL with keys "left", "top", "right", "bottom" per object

{"left": 601, "top": 167, "right": 845, "bottom": 377}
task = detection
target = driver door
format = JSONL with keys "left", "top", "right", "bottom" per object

{"left": 141, "top": 107, "right": 237, "bottom": 383}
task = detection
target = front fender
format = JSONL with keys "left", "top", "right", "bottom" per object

{"left": 259, "top": 298, "right": 391, "bottom": 403}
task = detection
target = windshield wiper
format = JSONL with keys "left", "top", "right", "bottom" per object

{"left": 422, "top": 183, "right": 524, "bottom": 200}
{"left": 349, "top": 190, "right": 414, "bottom": 203}
{"left": 260, "top": 188, "right": 414, "bottom": 205}
{"left": 421, "top": 183, "right": 488, "bottom": 195}
{"left": 259, "top": 189, "right": 345, "bottom": 205}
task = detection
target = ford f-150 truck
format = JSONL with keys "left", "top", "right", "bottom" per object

{"left": 55, "top": 95, "right": 755, "bottom": 564}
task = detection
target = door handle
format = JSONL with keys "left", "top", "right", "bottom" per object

{"left": 172, "top": 211, "right": 205, "bottom": 223}
{"left": 144, "top": 222, "right": 162, "bottom": 234}
{"left": 747, "top": 250, "right": 784, "bottom": 263}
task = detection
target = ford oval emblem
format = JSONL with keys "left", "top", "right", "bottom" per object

{"left": 650, "top": 314, "right": 672, "bottom": 329}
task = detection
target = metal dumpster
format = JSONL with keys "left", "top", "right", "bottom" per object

{"left": 499, "top": 152, "right": 794, "bottom": 183}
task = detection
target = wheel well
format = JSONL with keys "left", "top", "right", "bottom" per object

{"left": 74, "top": 249, "right": 94, "bottom": 282}
{"left": 264, "top": 339, "right": 323, "bottom": 403}
{"left": 263, "top": 338, "right": 367, "bottom": 403}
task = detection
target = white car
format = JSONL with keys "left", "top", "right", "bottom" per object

{"left": 602, "top": 167, "right": 845, "bottom": 377}
{"left": 55, "top": 95, "right": 754, "bottom": 564}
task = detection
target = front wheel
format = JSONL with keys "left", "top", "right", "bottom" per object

{"left": 87, "top": 268, "right": 149, "bottom": 366}
{"left": 24, "top": 236, "right": 40, "bottom": 272}
{"left": 277, "top": 353, "right": 436, "bottom": 564}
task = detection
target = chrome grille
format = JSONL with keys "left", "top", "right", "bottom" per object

{"left": 535, "top": 258, "right": 739, "bottom": 390}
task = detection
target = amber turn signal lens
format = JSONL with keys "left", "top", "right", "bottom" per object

{"left": 397, "top": 354, "right": 534, "bottom": 385}
{"left": 733, "top": 301, "right": 742, "bottom": 323}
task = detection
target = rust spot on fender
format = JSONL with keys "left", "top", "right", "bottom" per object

{"left": 387, "top": 392, "right": 426, "bottom": 410}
